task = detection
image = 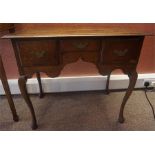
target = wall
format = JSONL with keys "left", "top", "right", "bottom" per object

{"left": 0, "top": 23, "right": 155, "bottom": 79}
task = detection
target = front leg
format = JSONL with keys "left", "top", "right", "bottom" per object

{"left": 118, "top": 70, "right": 138, "bottom": 123}
{"left": 18, "top": 75, "right": 38, "bottom": 130}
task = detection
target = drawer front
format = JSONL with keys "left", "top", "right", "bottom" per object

{"left": 17, "top": 39, "right": 59, "bottom": 67}
{"left": 102, "top": 37, "right": 144, "bottom": 65}
{"left": 60, "top": 39, "right": 101, "bottom": 52}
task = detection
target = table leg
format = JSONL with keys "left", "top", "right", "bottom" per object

{"left": 0, "top": 56, "right": 19, "bottom": 122}
{"left": 105, "top": 72, "right": 111, "bottom": 95}
{"left": 18, "top": 75, "right": 38, "bottom": 130}
{"left": 118, "top": 70, "right": 138, "bottom": 123}
{"left": 36, "top": 72, "right": 44, "bottom": 98}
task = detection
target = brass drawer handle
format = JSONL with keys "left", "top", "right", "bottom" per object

{"left": 113, "top": 49, "right": 128, "bottom": 57}
{"left": 31, "top": 50, "right": 46, "bottom": 58}
{"left": 72, "top": 41, "right": 88, "bottom": 49}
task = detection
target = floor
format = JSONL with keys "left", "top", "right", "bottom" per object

{"left": 0, "top": 90, "right": 155, "bottom": 131}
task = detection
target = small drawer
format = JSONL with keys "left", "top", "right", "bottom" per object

{"left": 60, "top": 39, "right": 100, "bottom": 52}
{"left": 17, "top": 39, "right": 59, "bottom": 67}
{"left": 102, "top": 37, "right": 144, "bottom": 65}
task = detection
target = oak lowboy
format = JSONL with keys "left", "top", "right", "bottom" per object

{"left": 2, "top": 26, "right": 150, "bottom": 129}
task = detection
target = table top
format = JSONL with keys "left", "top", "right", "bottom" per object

{"left": 0, "top": 24, "right": 14, "bottom": 32}
{"left": 2, "top": 26, "right": 153, "bottom": 39}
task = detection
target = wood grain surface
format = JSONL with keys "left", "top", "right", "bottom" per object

{"left": 2, "top": 26, "right": 152, "bottom": 38}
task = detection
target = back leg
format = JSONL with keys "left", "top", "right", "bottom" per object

{"left": 105, "top": 72, "right": 111, "bottom": 95}
{"left": 0, "top": 56, "right": 19, "bottom": 121}
{"left": 36, "top": 72, "right": 44, "bottom": 98}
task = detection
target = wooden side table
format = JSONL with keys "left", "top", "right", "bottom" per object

{"left": 0, "top": 55, "right": 19, "bottom": 122}
{"left": 2, "top": 26, "right": 153, "bottom": 129}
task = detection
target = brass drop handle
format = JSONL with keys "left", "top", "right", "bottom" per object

{"left": 31, "top": 50, "right": 46, "bottom": 58}
{"left": 72, "top": 41, "right": 88, "bottom": 49}
{"left": 113, "top": 49, "right": 128, "bottom": 57}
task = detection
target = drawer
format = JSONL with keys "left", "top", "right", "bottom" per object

{"left": 17, "top": 39, "right": 59, "bottom": 67}
{"left": 102, "top": 37, "right": 144, "bottom": 65}
{"left": 60, "top": 39, "right": 101, "bottom": 52}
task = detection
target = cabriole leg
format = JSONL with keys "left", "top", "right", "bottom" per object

{"left": 18, "top": 75, "right": 38, "bottom": 130}
{"left": 36, "top": 72, "right": 44, "bottom": 98}
{"left": 105, "top": 72, "right": 111, "bottom": 95}
{"left": 118, "top": 70, "right": 138, "bottom": 123}
{"left": 0, "top": 56, "right": 19, "bottom": 122}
